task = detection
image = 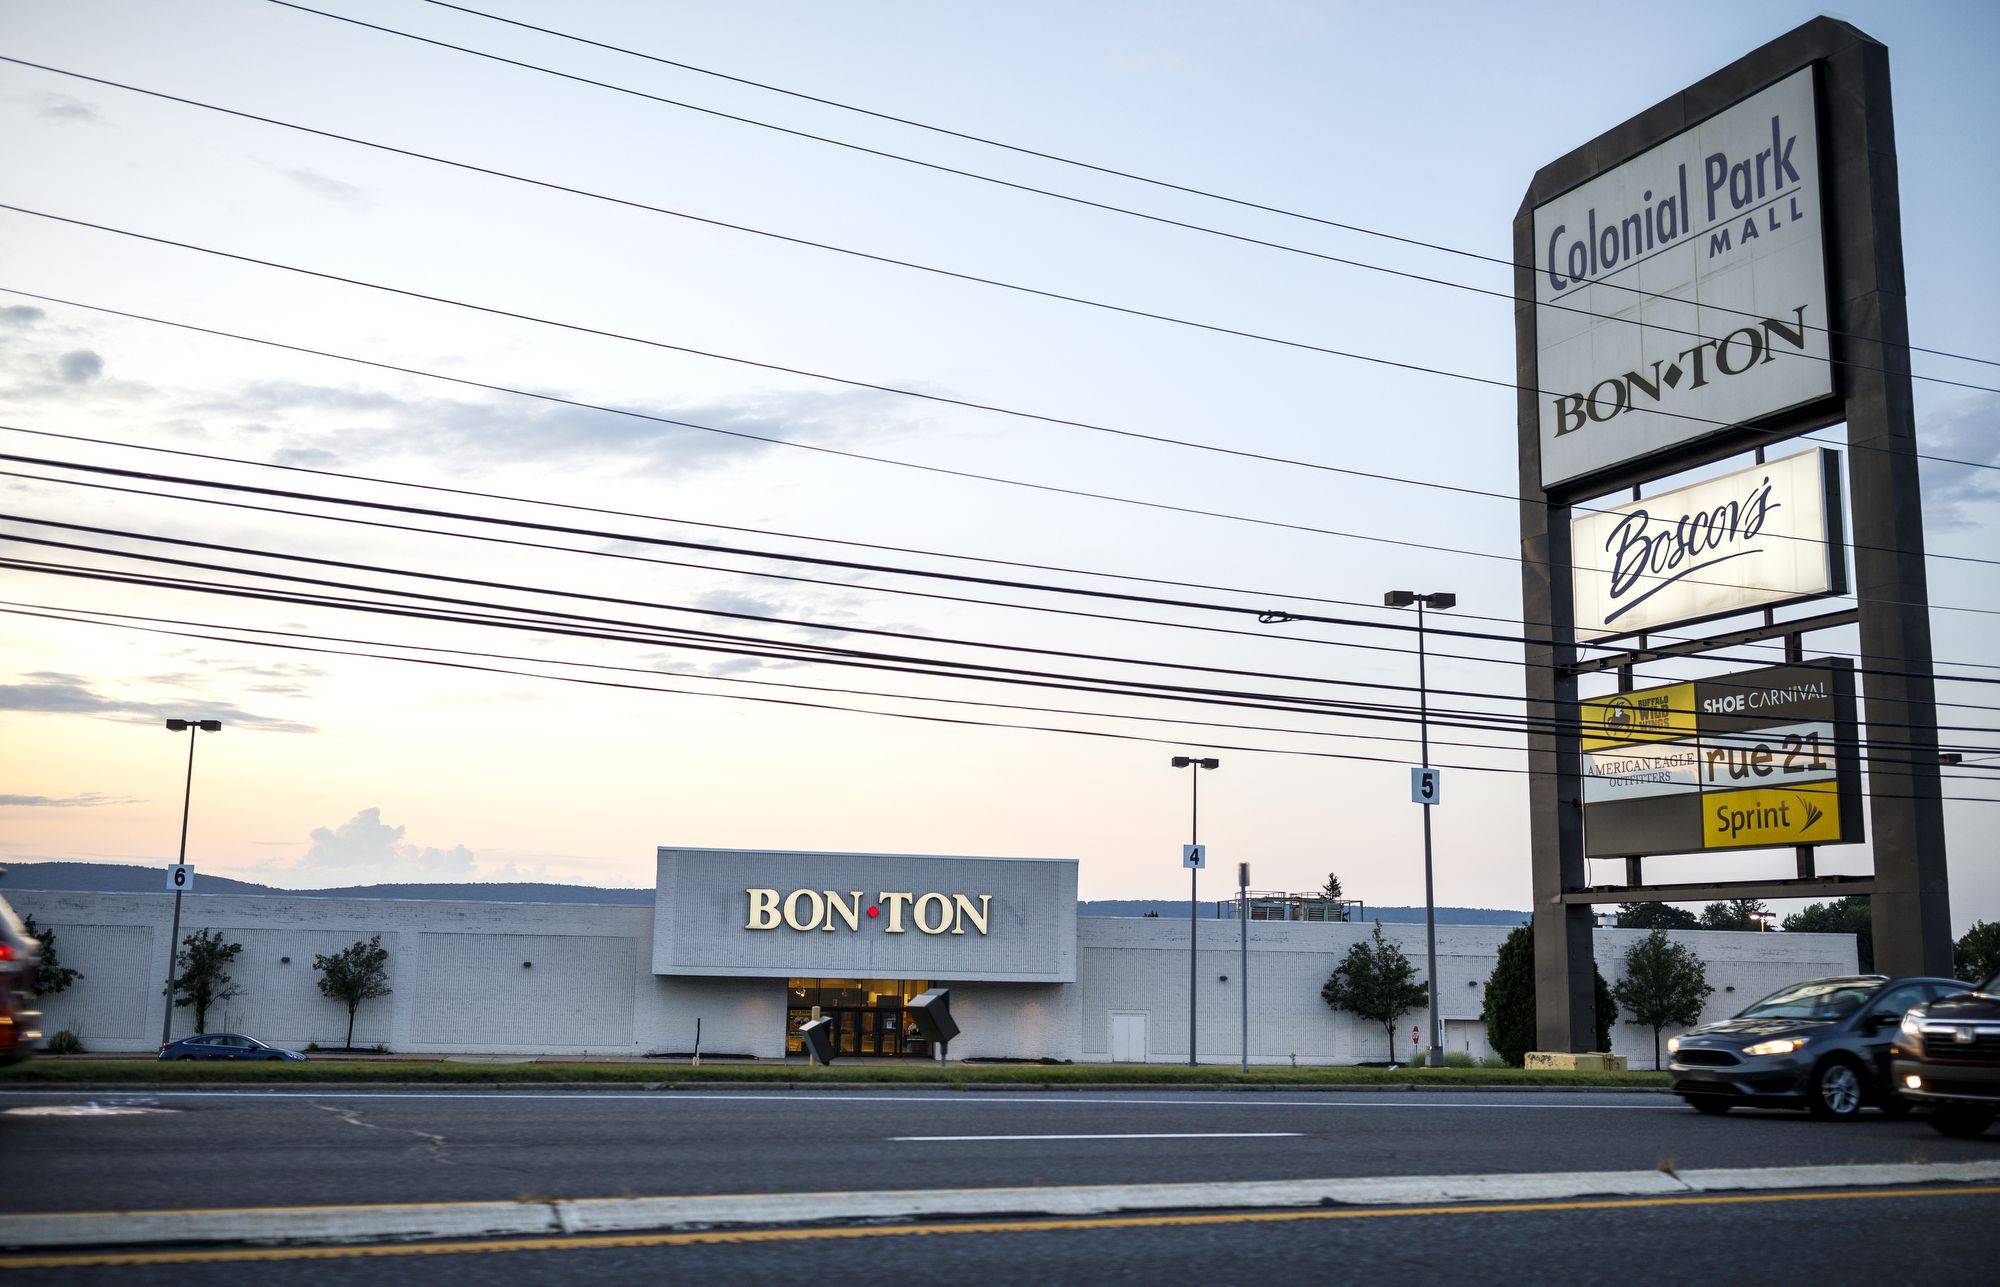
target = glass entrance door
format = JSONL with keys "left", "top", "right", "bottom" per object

{"left": 786, "top": 978, "right": 931, "bottom": 1057}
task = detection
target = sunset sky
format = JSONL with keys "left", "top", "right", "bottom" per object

{"left": 3, "top": 0, "right": 1996, "bottom": 927}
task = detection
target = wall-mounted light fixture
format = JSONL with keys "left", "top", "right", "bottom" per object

{"left": 523, "top": 961, "right": 533, "bottom": 969}
{"left": 280, "top": 956, "right": 290, "bottom": 964}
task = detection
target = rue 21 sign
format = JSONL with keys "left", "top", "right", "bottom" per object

{"left": 1579, "top": 659, "right": 1862, "bottom": 858}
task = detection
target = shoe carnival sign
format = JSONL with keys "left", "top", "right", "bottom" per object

{"left": 1579, "top": 659, "right": 1862, "bottom": 858}
{"left": 1571, "top": 446, "right": 1845, "bottom": 641}
{"left": 652, "top": 847, "right": 1077, "bottom": 981}
{"left": 1534, "top": 67, "right": 1832, "bottom": 490}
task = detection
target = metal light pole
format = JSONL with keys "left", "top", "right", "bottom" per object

{"left": 1171, "top": 755, "right": 1218, "bottom": 1066}
{"left": 1385, "top": 591, "right": 1454, "bottom": 1069}
{"left": 1238, "top": 860, "right": 1250, "bottom": 1074}
{"left": 160, "top": 718, "right": 220, "bottom": 1047}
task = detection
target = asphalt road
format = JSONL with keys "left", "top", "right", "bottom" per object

{"left": 4, "top": 1086, "right": 1995, "bottom": 1213}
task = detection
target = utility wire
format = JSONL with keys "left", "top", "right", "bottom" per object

{"left": 7, "top": 53, "right": 1993, "bottom": 407}
{"left": 7, "top": 541, "right": 1992, "bottom": 750}
{"left": 8, "top": 407, "right": 2000, "bottom": 682}
{"left": 2, "top": 219, "right": 1994, "bottom": 618}
{"left": 275, "top": 2, "right": 2000, "bottom": 375}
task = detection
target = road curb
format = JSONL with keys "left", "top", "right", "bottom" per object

{"left": 0, "top": 1079, "right": 1675, "bottom": 1095}
{"left": 5, "top": 1161, "right": 1997, "bottom": 1251}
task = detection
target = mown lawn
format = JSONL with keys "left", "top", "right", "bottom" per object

{"left": 0, "top": 1058, "right": 1670, "bottom": 1088}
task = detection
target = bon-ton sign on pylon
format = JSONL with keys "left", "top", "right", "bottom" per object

{"left": 1579, "top": 659, "right": 1863, "bottom": 859}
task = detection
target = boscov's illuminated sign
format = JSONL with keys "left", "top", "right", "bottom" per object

{"left": 1534, "top": 67, "right": 1832, "bottom": 488}
{"left": 1571, "top": 446, "right": 1845, "bottom": 641}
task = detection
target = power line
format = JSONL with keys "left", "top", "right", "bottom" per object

{"left": 8, "top": 52, "right": 1994, "bottom": 408}
{"left": 10, "top": 442, "right": 2000, "bottom": 698}
{"left": 275, "top": 1, "right": 2000, "bottom": 376}
{"left": 3, "top": 218, "right": 1996, "bottom": 617}
{"left": 6, "top": 393, "right": 2000, "bottom": 683}
{"left": 6, "top": 594, "right": 1991, "bottom": 795}
{"left": 7, "top": 534, "right": 1993, "bottom": 748}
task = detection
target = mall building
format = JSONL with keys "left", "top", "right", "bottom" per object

{"left": 12, "top": 848, "right": 1858, "bottom": 1063}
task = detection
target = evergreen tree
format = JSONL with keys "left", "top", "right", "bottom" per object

{"left": 1320, "top": 872, "right": 1344, "bottom": 902}
{"left": 1612, "top": 928, "right": 1713, "bottom": 1070}
{"left": 314, "top": 935, "right": 393, "bottom": 1049}
{"left": 18, "top": 914, "right": 80, "bottom": 995}
{"left": 168, "top": 928, "right": 243, "bottom": 1033}
{"left": 1615, "top": 902, "right": 1699, "bottom": 931}
{"left": 1481, "top": 925, "right": 1615, "bottom": 1066}
{"left": 1322, "top": 923, "right": 1430, "bottom": 1064}
{"left": 1698, "top": 898, "right": 1771, "bottom": 932}
{"left": 1784, "top": 897, "right": 1874, "bottom": 973}
{"left": 1955, "top": 921, "right": 2000, "bottom": 983}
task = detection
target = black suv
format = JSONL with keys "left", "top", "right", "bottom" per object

{"left": 1892, "top": 967, "right": 2000, "bottom": 1138}
{"left": 1669, "top": 975, "right": 1965, "bottom": 1118}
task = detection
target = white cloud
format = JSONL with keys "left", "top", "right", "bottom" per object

{"left": 288, "top": 807, "right": 476, "bottom": 881}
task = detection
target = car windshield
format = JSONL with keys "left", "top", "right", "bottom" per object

{"left": 1983, "top": 969, "right": 2000, "bottom": 996}
{"left": 1738, "top": 979, "right": 1879, "bottom": 1021}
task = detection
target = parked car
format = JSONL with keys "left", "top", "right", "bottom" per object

{"left": 1892, "top": 967, "right": 2000, "bottom": 1138}
{"left": 158, "top": 1033, "right": 308, "bottom": 1062}
{"left": 0, "top": 891, "right": 41, "bottom": 1067}
{"left": 1668, "top": 974, "right": 1965, "bottom": 1118}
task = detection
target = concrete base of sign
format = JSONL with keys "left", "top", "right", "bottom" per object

{"left": 1526, "top": 1051, "right": 1628, "bottom": 1072}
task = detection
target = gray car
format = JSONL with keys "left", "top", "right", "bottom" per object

{"left": 1668, "top": 975, "right": 1966, "bottom": 1119}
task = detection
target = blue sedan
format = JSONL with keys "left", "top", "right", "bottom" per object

{"left": 158, "top": 1033, "right": 308, "bottom": 1062}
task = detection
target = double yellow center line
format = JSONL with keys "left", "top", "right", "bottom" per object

{"left": 6, "top": 1185, "right": 1994, "bottom": 1270}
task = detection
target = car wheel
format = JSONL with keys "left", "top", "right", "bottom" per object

{"left": 174, "top": 1054, "right": 194, "bottom": 1062}
{"left": 1928, "top": 1106, "right": 1997, "bottom": 1139}
{"left": 1807, "top": 1059, "right": 1864, "bottom": 1119}
{"left": 1687, "top": 1097, "right": 1732, "bottom": 1115}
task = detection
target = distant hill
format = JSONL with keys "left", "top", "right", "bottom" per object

{"left": 0, "top": 862, "right": 1526, "bottom": 923}
{"left": 0, "top": 862, "right": 651, "bottom": 905}
{"left": 1079, "top": 899, "right": 1528, "bottom": 926}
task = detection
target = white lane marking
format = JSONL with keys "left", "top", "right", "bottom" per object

{"left": 892, "top": 1132, "right": 1304, "bottom": 1141}
{"left": 3, "top": 1104, "right": 177, "bottom": 1117}
{"left": 0, "top": 1087, "right": 1664, "bottom": 1111}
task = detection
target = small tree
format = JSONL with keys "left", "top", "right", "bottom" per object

{"left": 1612, "top": 928, "right": 1713, "bottom": 1070}
{"left": 315, "top": 935, "right": 393, "bottom": 1048}
{"left": 1322, "top": 923, "right": 1430, "bottom": 1064}
{"left": 169, "top": 928, "right": 243, "bottom": 1034}
{"left": 1320, "top": 872, "right": 1344, "bottom": 902}
{"left": 18, "top": 915, "right": 81, "bottom": 995}
{"left": 1481, "top": 925, "right": 1616, "bottom": 1066}
{"left": 1955, "top": 921, "right": 2000, "bottom": 983}
{"left": 1698, "top": 898, "right": 1770, "bottom": 932}
{"left": 1615, "top": 902, "right": 1699, "bottom": 931}
{"left": 1785, "top": 896, "right": 1873, "bottom": 972}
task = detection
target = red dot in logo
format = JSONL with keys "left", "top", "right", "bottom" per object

{"left": 867, "top": 905, "right": 880, "bottom": 918}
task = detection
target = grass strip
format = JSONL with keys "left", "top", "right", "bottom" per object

{"left": 1, "top": 1059, "right": 1669, "bottom": 1088}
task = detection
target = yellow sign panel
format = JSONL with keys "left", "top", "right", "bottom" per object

{"left": 1702, "top": 781, "right": 1842, "bottom": 849}
{"left": 1581, "top": 682, "right": 1697, "bottom": 751}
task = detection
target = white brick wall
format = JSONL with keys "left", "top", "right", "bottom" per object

{"left": 7, "top": 891, "right": 1858, "bottom": 1062}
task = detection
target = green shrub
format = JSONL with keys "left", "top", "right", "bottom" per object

{"left": 1441, "top": 1050, "right": 1477, "bottom": 1068}
{"left": 46, "top": 1029, "right": 83, "bottom": 1055}
{"left": 1478, "top": 1054, "right": 1514, "bottom": 1069}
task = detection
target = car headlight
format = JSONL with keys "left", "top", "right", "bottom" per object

{"left": 1744, "top": 1037, "right": 1809, "bottom": 1056}
{"left": 1667, "top": 1036, "right": 1680, "bottom": 1054}
{"left": 1900, "top": 1009, "right": 1926, "bottom": 1039}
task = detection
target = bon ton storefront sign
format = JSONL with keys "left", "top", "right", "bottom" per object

{"left": 1579, "top": 660, "right": 1864, "bottom": 858}
{"left": 651, "top": 847, "right": 1078, "bottom": 983}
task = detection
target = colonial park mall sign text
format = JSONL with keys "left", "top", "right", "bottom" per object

{"left": 1571, "top": 446, "right": 1845, "bottom": 641}
{"left": 1578, "top": 660, "right": 1863, "bottom": 859}
{"left": 1534, "top": 68, "right": 1832, "bottom": 489}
